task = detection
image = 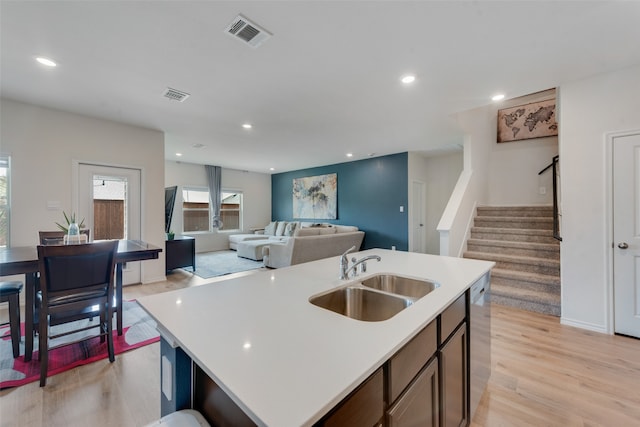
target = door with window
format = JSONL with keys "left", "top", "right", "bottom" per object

{"left": 77, "top": 163, "right": 141, "bottom": 285}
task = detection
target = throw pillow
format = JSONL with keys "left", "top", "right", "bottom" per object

{"left": 284, "top": 222, "right": 297, "bottom": 236}
{"left": 275, "top": 221, "right": 287, "bottom": 236}
{"left": 264, "top": 221, "right": 277, "bottom": 236}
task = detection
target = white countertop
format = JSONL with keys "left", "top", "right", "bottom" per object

{"left": 139, "top": 249, "right": 494, "bottom": 427}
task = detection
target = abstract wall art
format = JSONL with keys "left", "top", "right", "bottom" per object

{"left": 292, "top": 173, "right": 337, "bottom": 219}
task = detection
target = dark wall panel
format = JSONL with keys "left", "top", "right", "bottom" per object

{"left": 271, "top": 152, "right": 408, "bottom": 250}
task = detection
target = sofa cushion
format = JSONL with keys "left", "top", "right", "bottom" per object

{"left": 335, "top": 225, "right": 358, "bottom": 233}
{"left": 318, "top": 227, "right": 337, "bottom": 235}
{"left": 295, "top": 227, "right": 321, "bottom": 237}
{"left": 275, "top": 221, "right": 287, "bottom": 236}
{"left": 264, "top": 221, "right": 277, "bottom": 236}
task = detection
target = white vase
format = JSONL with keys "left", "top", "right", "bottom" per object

{"left": 68, "top": 222, "right": 80, "bottom": 236}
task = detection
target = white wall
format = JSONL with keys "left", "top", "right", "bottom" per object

{"left": 165, "top": 161, "right": 271, "bottom": 253}
{"left": 0, "top": 99, "right": 166, "bottom": 283}
{"left": 425, "top": 152, "right": 463, "bottom": 254}
{"left": 559, "top": 64, "right": 640, "bottom": 333}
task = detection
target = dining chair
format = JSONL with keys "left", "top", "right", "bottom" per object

{"left": 36, "top": 240, "right": 118, "bottom": 386}
{"left": 0, "top": 281, "right": 23, "bottom": 358}
{"left": 39, "top": 229, "right": 91, "bottom": 245}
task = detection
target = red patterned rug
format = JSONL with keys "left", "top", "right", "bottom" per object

{"left": 0, "top": 300, "right": 159, "bottom": 389}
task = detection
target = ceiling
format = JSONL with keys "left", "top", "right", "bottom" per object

{"left": 2, "top": 1, "right": 640, "bottom": 174}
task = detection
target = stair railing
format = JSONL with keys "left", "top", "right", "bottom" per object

{"left": 538, "top": 155, "right": 562, "bottom": 241}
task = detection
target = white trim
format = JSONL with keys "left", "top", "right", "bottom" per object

{"left": 560, "top": 316, "right": 608, "bottom": 334}
{"left": 457, "top": 200, "right": 477, "bottom": 258}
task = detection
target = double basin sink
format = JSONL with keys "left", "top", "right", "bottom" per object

{"left": 309, "top": 274, "right": 439, "bottom": 322}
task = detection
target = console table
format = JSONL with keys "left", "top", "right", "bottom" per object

{"left": 166, "top": 235, "right": 195, "bottom": 273}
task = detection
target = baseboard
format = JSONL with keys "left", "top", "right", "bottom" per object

{"left": 560, "top": 316, "right": 609, "bottom": 334}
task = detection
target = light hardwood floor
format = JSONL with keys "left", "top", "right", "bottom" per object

{"left": 1, "top": 269, "right": 639, "bottom": 427}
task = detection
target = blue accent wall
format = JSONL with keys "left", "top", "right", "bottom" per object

{"left": 271, "top": 152, "right": 408, "bottom": 250}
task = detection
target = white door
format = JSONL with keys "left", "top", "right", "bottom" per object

{"left": 613, "top": 132, "right": 640, "bottom": 337}
{"left": 410, "top": 180, "right": 426, "bottom": 253}
{"left": 77, "top": 163, "right": 142, "bottom": 286}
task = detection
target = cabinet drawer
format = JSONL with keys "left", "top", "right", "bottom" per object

{"left": 322, "top": 368, "right": 384, "bottom": 427}
{"left": 440, "top": 293, "right": 466, "bottom": 344}
{"left": 388, "top": 320, "right": 437, "bottom": 403}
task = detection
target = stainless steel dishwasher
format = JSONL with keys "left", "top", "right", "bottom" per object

{"left": 469, "top": 272, "right": 492, "bottom": 419}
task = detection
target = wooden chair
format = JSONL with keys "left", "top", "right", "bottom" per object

{"left": 39, "top": 229, "right": 91, "bottom": 245}
{"left": 36, "top": 240, "right": 118, "bottom": 386}
{"left": 0, "top": 281, "right": 23, "bottom": 358}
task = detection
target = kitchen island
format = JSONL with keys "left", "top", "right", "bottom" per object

{"left": 139, "top": 249, "right": 494, "bottom": 426}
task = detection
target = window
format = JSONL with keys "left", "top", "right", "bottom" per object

{"left": 182, "top": 187, "right": 242, "bottom": 232}
{"left": 220, "top": 192, "right": 242, "bottom": 231}
{"left": 0, "top": 156, "right": 9, "bottom": 247}
{"left": 182, "top": 188, "right": 210, "bottom": 232}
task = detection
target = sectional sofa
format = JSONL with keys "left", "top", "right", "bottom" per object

{"left": 228, "top": 221, "right": 364, "bottom": 268}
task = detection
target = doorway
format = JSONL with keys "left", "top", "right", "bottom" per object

{"left": 76, "top": 163, "right": 142, "bottom": 285}
{"left": 410, "top": 180, "right": 426, "bottom": 253}
{"left": 612, "top": 131, "right": 640, "bottom": 338}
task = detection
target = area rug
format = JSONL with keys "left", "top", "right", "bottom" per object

{"left": 0, "top": 299, "right": 159, "bottom": 389}
{"left": 194, "top": 250, "right": 264, "bottom": 279}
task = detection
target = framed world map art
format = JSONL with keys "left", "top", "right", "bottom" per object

{"left": 497, "top": 98, "right": 558, "bottom": 143}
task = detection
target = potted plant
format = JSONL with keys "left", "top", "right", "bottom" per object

{"left": 56, "top": 211, "right": 85, "bottom": 235}
{"left": 166, "top": 230, "right": 175, "bottom": 241}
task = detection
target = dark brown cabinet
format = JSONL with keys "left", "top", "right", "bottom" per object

{"left": 165, "top": 236, "right": 195, "bottom": 272}
{"left": 320, "top": 368, "right": 385, "bottom": 427}
{"left": 387, "top": 357, "right": 439, "bottom": 427}
{"left": 440, "top": 323, "right": 468, "bottom": 427}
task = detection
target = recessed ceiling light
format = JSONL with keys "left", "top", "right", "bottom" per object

{"left": 346, "top": 153, "right": 353, "bottom": 158}
{"left": 492, "top": 94, "right": 505, "bottom": 101}
{"left": 176, "top": 153, "right": 182, "bottom": 157}
{"left": 242, "top": 123, "right": 252, "bottom": 129}
{"left": 35, "top": 57, "right": 57, "bottom": 67}
{"left": 401, "top": 75, "right": 416, "bottom": 84}
{"left": 269, "top": 167, "right": 275, "bottom": 171}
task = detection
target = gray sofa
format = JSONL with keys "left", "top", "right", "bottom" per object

{"left": 262, "top": 227, "right": 365, "bottom": 269}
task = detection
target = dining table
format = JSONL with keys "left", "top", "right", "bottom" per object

{"left": 0, "top": 239, "right": 162, "bottom": 361}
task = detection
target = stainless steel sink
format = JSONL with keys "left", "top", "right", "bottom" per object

{"left": 309, "top": 286, "right": 413, "bottom": 322}
{"left": 360, "top": 274, "right": 439, "bottom": 299}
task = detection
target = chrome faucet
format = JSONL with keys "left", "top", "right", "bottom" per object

{"left": 339, "top": 246, "right": 357, "bottom": 280}
{"left": 340, "top": 253, "right": 382, "bottom": 280}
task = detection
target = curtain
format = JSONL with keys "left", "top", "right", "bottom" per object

{"left": 205, "top": 165, "right": 222, "bottom": 229}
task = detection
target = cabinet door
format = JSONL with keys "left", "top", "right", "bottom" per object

{"left": 322, "top": 368, "right": 384, "bottom": 427}
{"left": 387, "top": 357, "right": 439, "bottom": 427}
{"left": 440, "top": 322, "right": 468, "bottom": 427}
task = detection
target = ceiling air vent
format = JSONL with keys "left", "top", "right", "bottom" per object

{"left": 225, "top": 14, "right": 272, "bottom": 48}
{"left": 163, "top": 87, "right": 190, "bottom": 102}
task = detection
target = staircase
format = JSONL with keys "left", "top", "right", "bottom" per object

{"left": 463, "top": 206, "right": 561, "bottom": 316}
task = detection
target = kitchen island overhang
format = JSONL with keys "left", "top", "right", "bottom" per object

{"left": 139, "top": 249, "right": 494, "bottom": 426}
